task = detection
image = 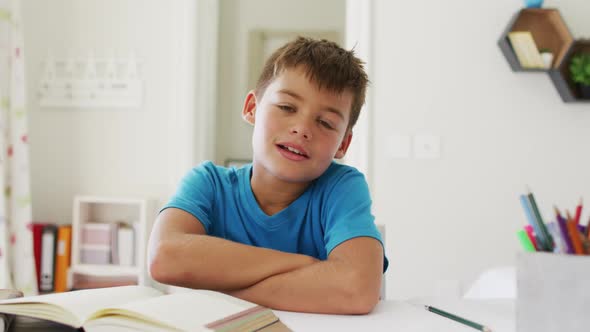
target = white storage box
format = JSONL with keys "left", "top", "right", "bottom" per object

{"left": 517, "top": 252, "right": 590, "bottom": 332}
{"left": 80, "top": 245, "right": 111, "bottom": 265}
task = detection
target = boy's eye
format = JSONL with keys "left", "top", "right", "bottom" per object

{"left": 278, "top": 105, "right": 295, "bottom": 112}
{"left": 318, "top": 119, "right": 334, "bottom": 129}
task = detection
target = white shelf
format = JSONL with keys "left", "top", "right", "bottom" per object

{"left": 70, "top": 264, "right": 139, "bottom": 277}
{"left": 71, "top": 195, "right": 156, "bottom": 287}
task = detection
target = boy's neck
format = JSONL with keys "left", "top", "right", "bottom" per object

{"left": 250, "top": 170, "right": 310, "bottom": 216}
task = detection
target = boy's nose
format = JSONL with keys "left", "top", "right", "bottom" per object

{"left": 290, "top": 125, "right": 312, "bottom": 140}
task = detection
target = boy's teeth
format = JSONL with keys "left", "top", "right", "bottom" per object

{"left": 286, "top": 146, "right": 302, "bottom": 155}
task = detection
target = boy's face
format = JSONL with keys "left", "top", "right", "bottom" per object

{"left": 243, "top": 66, "right": 353, "bottom": 184}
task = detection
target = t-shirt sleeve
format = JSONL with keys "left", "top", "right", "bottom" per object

{"left": 323, "top": 169, "right": 389, "bottom": 272}
{"left": 160, "top": 162, "right": 216, "bottom": 233}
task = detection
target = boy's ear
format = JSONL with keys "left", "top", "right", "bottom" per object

{"left": 242, "top": 91, "right": 257, "bottom": 125}
{"left": 334, "top": 130, "right": 353, "bottom": 159}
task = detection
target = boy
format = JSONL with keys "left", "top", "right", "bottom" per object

{"left": 148, "top": 37, "right": 388, "bottom": 314}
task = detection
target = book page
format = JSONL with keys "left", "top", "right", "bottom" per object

{"left": 0, "top": 286, "right": 162, "bottom": 327}
{"left": 86, "top": 290, "right": 259, "bottom": 331}
{"left": 84, "top": 315, "right": 179, "bottom": 332}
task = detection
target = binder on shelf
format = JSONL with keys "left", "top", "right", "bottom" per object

{"left": 54, "top": 225, "right": 72, "bottom": 293}
{"left": 40, "top": 225, "right": 58, "bottom": 292}
{"left": 31, "top": 223, "right": 46, "bottom": 291}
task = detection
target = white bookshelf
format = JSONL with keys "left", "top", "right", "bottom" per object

{"left": 70, "top": 196, "right": 156, "bottom": 287}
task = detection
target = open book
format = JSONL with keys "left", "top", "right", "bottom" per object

{"left": 0, "top": 289, "right": 23, "bottom": 332}
{"left": 0, "top": 286, "right": 282, "bottom": 331}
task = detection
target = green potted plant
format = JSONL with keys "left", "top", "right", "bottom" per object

{"left": 569, "top": 53, "right": 590, "bottom": 99}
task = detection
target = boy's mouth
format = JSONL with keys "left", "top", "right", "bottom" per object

{"left": 276, "top": 144, "right": 309, "bottom": 158}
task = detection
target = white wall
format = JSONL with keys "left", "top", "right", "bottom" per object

{"left": 370, "top": 0, "right": 590, "bottom": 299}
{"left": 22, "top": 0, "right": 590, "bottom": 301}
{"left": 215, "top": 0, "right": 345, "bottom": 164}
{"left": 23, "top": 0, "right": 199, "bottom": 223}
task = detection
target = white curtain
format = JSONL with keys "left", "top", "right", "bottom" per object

{"left": 0, "top": 0, "right": 37, "bottom": 295}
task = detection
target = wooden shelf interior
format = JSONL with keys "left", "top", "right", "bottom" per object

{"left": 509, "top": 8, "right": 573, "bottom": 69}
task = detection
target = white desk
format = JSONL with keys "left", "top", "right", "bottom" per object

{"left": 275, "top": 298, "right": 515, "bottom": 332}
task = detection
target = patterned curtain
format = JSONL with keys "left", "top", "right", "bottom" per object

{"left": 0, "top": 0, "right": 37, "bottom": 295}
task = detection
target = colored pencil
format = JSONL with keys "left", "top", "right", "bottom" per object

{"left": 526, "top": 190, "right": 554, "bottom": 250}
{"left": 547, "top": 222, "right": 566, "bottom": 253}
{"left": 519, "top": 194, "right": 548, "bottom": 251}
{"left": 425, "top": 305, "right": 492, "bottom": 332}
{"left": 555, "top": 207, "right": 574, "bottom": 254}
{"left": 574, "top": 198, "right": 583, "bottom": 225}
{"left": 566, "top": 210, "right": 585, "bottom": 255}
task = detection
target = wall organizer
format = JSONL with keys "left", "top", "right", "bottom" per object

{"left": 38, "top": 51, "right": 143, "bottom": 109}
{"left": 498, "top": 8, "right": 590, "bottom": 103}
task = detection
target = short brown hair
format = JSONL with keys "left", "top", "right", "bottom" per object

{"left": 254, "top": 36, "right": 369, "bottom": 129}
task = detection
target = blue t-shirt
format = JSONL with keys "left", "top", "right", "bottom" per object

{"left": 162, "top": 161, "right": 388, "bottom": 272}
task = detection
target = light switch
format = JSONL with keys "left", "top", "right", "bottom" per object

{"left": 386, "top": 134, "right": 411, "bottom": 159}
{"left": 413, "top": 134, "right": 441, "bottom": 159}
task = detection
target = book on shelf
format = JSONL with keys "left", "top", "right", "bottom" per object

{"left": 0, "top": 286, "right": 284, "bottom": 332}
{"left": 507, "top": 31, "right": 545, "bottom": 69}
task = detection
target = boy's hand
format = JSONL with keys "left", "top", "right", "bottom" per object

{"left": 148, "top": 208, "right": 318, "bottom": 291}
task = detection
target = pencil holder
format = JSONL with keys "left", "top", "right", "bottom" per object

{"left": 516, "top": 253, "right": 590, "bottom": 332}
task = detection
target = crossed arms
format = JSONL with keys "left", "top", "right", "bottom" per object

{"left": 147, "top": 208, "right": 384, "bottom": 314}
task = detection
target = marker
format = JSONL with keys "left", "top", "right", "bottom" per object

{"left": 425, "top": 305, "right": 492, "bottom": 332}
{"left": 523, "top": 225, "right": 539, "bottom": 250}
{"left": 517, "top": 229, "right": 536, "bottom": 252}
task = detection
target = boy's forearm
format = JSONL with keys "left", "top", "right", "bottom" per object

{"left": 226, "top": 259, "right": 381, "bottom": 314}
{"left": 150, "top": 233, "right": 317, "bottom": 291}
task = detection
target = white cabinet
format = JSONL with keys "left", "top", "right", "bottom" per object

{"left": 70, "top": 196, "right": 156, "bottom": 288}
